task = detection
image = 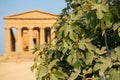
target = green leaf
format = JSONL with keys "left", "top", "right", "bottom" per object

{"left": 94, "top": 77, "right": 101, "bottom": 80}
{"left": 101, "top": 4, "right": 109, "bottom": 12}
{"left": 85, "top": 42, "right": 96, "bottom": 53}
{"left": 93, "top": 58, "right": 112, "bottom": 72}
{"left": 62, "top": 48, "right": 68, "bottom": 54}
{"left": 68, "top": 67, "right": 81, "bottom": 80}
{"left": 86, "top": 68, "right": 92, "bottom": 74}
{"left": 91, "top": 3, "right": 108, "bottom": 19}
{"left": 78, "top": 39, "right": 85, "bottom": 50}
{"left": 57, "top": 31, "right": 63, "bottom": 39}
{"left": 85, "top": 52, "right": 94, "bottom": 65}
{"left": 48, "top": 59, "right": 59, "bottom": 70}
{"left": 113, "top": 62, "right": 120, "bottom": 66}
{"left": 64, "top": 26, "right": 69, "bottom": 37}
{"left": 31, "top": 62, "right": 37, "bottom": 72}
{"left": 102, "top": 13, "right": 112, "bottom": 28}
{"left": 79, "top": 40, "right": 85, "bottom": 50}
{"left": 54, "top": 70, "right": 68, "bottom": 79}
{"left": 35, "top": 70, "right": 40, "bottom": 80}
{"left": 93, "top": 63, "right": 102, "bottom": 71}
{"left": 115, "top": 47, "right": 120, "bottom": 61}
{"left": 36, "top": 65, "right": 48, "bottom": 79}
{"left": 111, "top": 51, "right": 118, "bottom": 60}
{"left": 83, "top": 68, "right": 92, "bottom": 75}
{"left": 63, "top": 40, "right": 69, "bottom": 48}
{"left": 95, "top": 47, "right": 106, "bottom": 55}
{"left": 67, "top": 50, "right": 77, "bottom": 65}
{"left": 59, "top": 25, "right": 69, "bottom": 37}
{"left": 96, "top": 10, "right": 104, "bottom": 19}
{"left": 119, "top": 32, "right": 120, "bottom": 37}
{"left": 73, "top": 61, "right": 80, "bottom": 69}
{"left": 101, "top": 19, "right": 106, "bottom": 32}
{"left": 69, "top": 31, "right": 76, "bottom": 41}
{"left": 50, "top": 73, "right": 58, "bottom": 80}
{"left": 65, "top": 0, "right": 72, "bottom": 2}
{"left": 92, "top": 4, "right": 103, "bottom": 19}
{"left": 118, "top": 27, "right": 120, "bottom": 37}
{"left": 113, "top": 22, "right": 120, "bottom": 31}
{"left": 108, "top": 69, "right": 120, "bottom": 80}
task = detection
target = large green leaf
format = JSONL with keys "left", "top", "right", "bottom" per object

{"left": 96, "top": 10, "right": 104, "bottom": 19}
{"left": 85, "top": 52, "right": 94, "bottom": 65}
{"left": 54, "top": 70, "right": 68, "bottom": 79}
{"left": 83, "top": 67, "right": 92, "bottom": 75}
{"left": 102, "top": 13, "right": 112, "bottom": 28}
{"left": 50, "top": 73, "right": 58, "bottom": 80}
{"left": 48, "top": 59, "right": 59, "bottom": 70}
{"left": 69, "top": 31, "right": 76, "bottom": 41}
{"left": 67, "top": 50, "right": 77, "bottom": 65}
{"left": 95, "top": 47, "right": 106, "bottom": 55}
{"left": 85, "top": 42, "right": 96, "bottom": 53}
{"left": 93, "top": 58, "right": 112, "bottom": 72}
{"left": 78, "top": 39, "right": 86, "bottom": 50}
{"left": 91, "top": 3, "right": 108, "bottom": 19}
{"left": 111, "top": 51, "right": 118, "bottom": 61}
{"left": 63, "top": 40, "right": 69, "bottom": 48}
{"left": 35, "top": 65, "right": 48, "bottom": 79}
{"left": 113, "top": 22, "right": 120, "bottom": 31}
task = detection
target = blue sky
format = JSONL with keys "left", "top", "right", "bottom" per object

{"left": 0, "top": 0, "right": 66, "bottom": 55}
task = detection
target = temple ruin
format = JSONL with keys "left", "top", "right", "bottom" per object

{"left": 3, "top": 10, "right": 57, "bottom": 60}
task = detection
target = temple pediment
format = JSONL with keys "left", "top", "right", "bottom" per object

{"left": 4, "top": 10, "right": 58, "bottom": 20}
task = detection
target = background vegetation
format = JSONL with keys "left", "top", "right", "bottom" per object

{"left": 31, "top": 0, "right": 120, "bottom": 80}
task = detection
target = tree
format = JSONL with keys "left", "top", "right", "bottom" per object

{"left": 31, "top": 0, "right": 120, "bottom": 80}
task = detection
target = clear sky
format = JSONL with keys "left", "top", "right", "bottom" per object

{"left": 0, "top": 0, "right": 66, "bottom": 55}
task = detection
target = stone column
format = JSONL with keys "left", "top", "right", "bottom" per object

{"left": 40, "top": 28, "right": 45, "bottom": 45}
{"left": 17, "top": 28, "right": 23, "bottom": 52}
{"left": 5, "top": 27, "right": 12, "bottom": 55}
{"left": 29, "top": 28, "right": 33, "bottom": 51}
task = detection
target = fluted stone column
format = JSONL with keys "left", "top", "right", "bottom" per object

{"left": 29, "top": 28, "right": 33, "bottom": 51}
{"left": 5, "top": 27, "right": 12, "bottom": 55}
{"left": 40, "top": 28, "right": 45, "bottom": 45}
{"left": 17, "top": 28, "right": 23, "bottom": 52}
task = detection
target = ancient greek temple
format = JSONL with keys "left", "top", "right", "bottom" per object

{"left": 4, "top": 10, "right": 57, "bottom": 59}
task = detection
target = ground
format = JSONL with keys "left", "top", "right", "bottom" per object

{"left": 0, "top": 60, "right": 36, "bottom": 80}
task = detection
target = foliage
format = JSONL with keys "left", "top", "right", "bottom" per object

{"left": 31, "top": 0, "right": 120, "bottom": 80}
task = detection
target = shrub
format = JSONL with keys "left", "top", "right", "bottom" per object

{"left": 31, "top": 0, "right": 120, "bottom": 80}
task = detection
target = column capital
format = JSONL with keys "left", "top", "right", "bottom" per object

{"left": 5, "top": 26, "right": 11, "bottom": 30}
{"left": 5, "top": 27, "right": 11, "bottom": 30}
{"left": 40, "top": 25, "right": 45, "bottom": 29}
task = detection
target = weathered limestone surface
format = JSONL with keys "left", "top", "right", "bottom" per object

{"left": 3, "top": 10, "right": 57, "bottom": 61}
